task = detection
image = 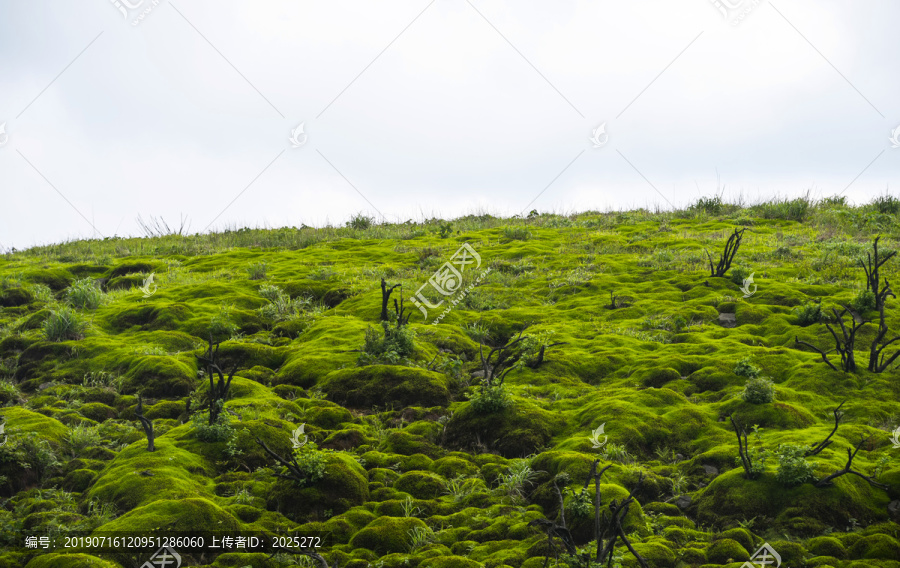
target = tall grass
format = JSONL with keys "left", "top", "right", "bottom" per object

{"left": 43, "top": 307, "right": 88, "bottom": 341}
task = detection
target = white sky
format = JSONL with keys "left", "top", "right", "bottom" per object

{"left": 1, "top": 0, "right": 899, "bottom": 250}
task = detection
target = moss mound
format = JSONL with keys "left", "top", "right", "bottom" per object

{"left": 349, "top": 516, "right": 429, "bottom": 555}
{"left": 444, "top": 399, "right": 565, "bottom": 458}
{"left": 320, "top": 365, "right": 450, "bottom": 408}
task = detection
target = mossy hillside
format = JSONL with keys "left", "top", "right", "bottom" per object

{"left": 2, "top": 207, "right": 900, "bottom": 566}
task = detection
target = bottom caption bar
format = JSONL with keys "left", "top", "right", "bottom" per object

{"left": 23, "top": 531, "right": 329, "bottom": 553}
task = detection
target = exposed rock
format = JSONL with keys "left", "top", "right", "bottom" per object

{"left": 718, "top": 313, "right": 737, "bottom": 328}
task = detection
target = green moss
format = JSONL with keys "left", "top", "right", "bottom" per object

{"left": 715, "top": 528, "right": 754, "bottom": 554}
{"left": 849, "top": 534, "right": 900, "bottom": 560}
{"left": 321, "top": 365, "right": 450, "bottom": 408}
{"left": 431, "top": 456, "right": 478, "bottom": 478}
{"left": 61, "top": 469, "right": 96, "bottom": 492}
{"left": 305, "top": 404, "right": 354, "bottom": 430}
{"left": 705, "top": 538, "right": 750, "bottom": 564}
{"left": 0, "top": 287, "right": 34, "bottom": 307}
{"left": 87, "top": 437, "right": 215, "bottom": 510}
{"left": 265, "top": 452, "right": 368, "bottom": 522}
{"left": 143, "top": 400, "right": 185, "bottom": 420}
{"left": 123, "top": 356, "right": 196, "bottom": 398}
{"left": 807, "top": 536, "right": 847, "bottom": 559}
{"left": 97, "top": 497, "right": 242, "bottom": 533}
{"left": 444, "top": 399, "right": 565, "bottom": 458}
{"left": 383, "top": 430, "right": 444, "bottom": 458}
{"left": 349, "top": 516, "right": 429, "bottom": 555}
{"left": 78, "top": 402, "right": 117, "bottom": 422}
{"left": 394, "top": 471, "right": 446, "bottom": 499}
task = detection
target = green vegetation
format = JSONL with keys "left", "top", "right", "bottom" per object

{"left": 1, "top": 201, "right": 900, "bottom": 567}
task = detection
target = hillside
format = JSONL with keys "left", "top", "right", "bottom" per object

{"left": 1, "top": 200, "right": 900, "bottom": 568}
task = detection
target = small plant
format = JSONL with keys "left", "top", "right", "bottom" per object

{"left": 438, "top": 222, "right": 453, "bottom": 238}
{"left": 730, "top": 266, "right": 751, "bottom": 287}
{"left": 0, "top": 430, "right": 62, "bottom": 482}
{"left": 257, "top": 285, "right": 313, "bottom": 323}
{"left": 29, "top": 283, "right": 54, "bottom": 303}
{"left": 565, "top": 487, "right": 593, "bottom": 520}
{"left": 463, "top": 322, "right": 493, "bottom": 344}
{"left": 0, "top": 380, "right": 22, "bottom": 405}
{"left": 191, "top": 408, "right": 235, "bottom": 443}
{"left": 65, "top": 424, "right": 102, "bottom": 456}
{"left": 65, "top": 278, "right": 103, "bottom": 309}
{"left": 731, "top": 416, "right": 770, "bottom": 480}
{"left": 358, "top": 321, "right": 416, "bottom": 365}
{"left": 495, "top": 459, "right": 539, "bottom": 505}
{"left": 347, "top": 213, "right": 373, "bottom": 230}
{"left": 43, "top": 307, "right": 87, "bottom": 341}
{"left": 246, "top": 262, "right": 268, "bottom": 280}
{"left": 793, "top": 301, "right": 822, "bottom": 326}
{"left": 733, "top": 357, "right": 761, "bottom": 378}
{"left": 501, "top": 226, "right": 532, "bottom": 241}
{"left": 870, "top": 192, "right": 900, "bottom": 215}
{"left": 82, "top": 370, "right": 124, "bottom": 392}
{"left": 669, "top": 472, "right": 688, "bottom": 496}
{"left": 407, "top": 526, "right": 434, "bottom": 552}
{"left": 599, "top": 442, "right": 633, "bottom": 464}
{"left": 401, "top": 496, "right": 424, "bottom": 518}
{"left": 468, "top": 383, "right": 513, "bottom": 414}
{"left": 291, "top": 444, "right": 328, "bottom": 486}
{"left": 441, "top": 474, "right": 484, "bottom": 502}
{"left": 850, "top": 289, "right": 876, "bottom": 313}
{"left": 741, "top": 377, "right": 775, "bottom": 404}
{"left": 692, "top": 194, "right": 724, "bottom": 215}
{"left": 775, "top": 444, "right": 815, "bottom": 486}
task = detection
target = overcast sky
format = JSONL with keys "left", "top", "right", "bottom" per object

{"left": 1, "top": 0, "right": 899, "bottom": 251}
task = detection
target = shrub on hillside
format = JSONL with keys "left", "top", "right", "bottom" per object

{"left": 65, "top": 278, "right": 103, "bottom": 309}
{"left": 43, "top": 307, "right": 87, "bottom": 341}
{"left": 775, "top": 444, "right": 815, "bottom": 486}
{"left": 741, "top": 377, "right": 775, "bottom": 404}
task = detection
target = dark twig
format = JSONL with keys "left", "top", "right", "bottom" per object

{"left": 135, "top": 393, "right": 155, "bottom": 452}
{"left": 815, "top": 436, "right": 890, "bottom": 490}
{"left": 197, "top": 332, "right": 238, "bottom": 426}
{"left": 794, "top": 336, "right": 838, "bottom": 371}
{"left": 730, "top": 415, "right": 759, "bottom": 480}
{"left": 706, "top": 228, "right": 745, "bottom": 277}
{"left": 380, "top": 277, "right": 400, "bottom": 322}
{"left": 805, "top": 401, "right": 846, "bottom": 457}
